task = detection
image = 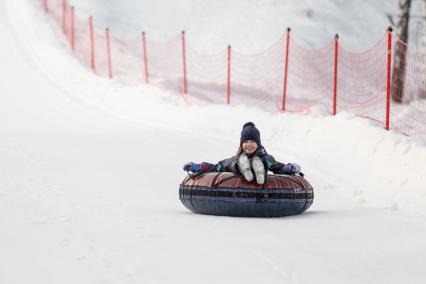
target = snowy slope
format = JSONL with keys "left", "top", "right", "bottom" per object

{"left": 1, "top": 0, "right": 426, "bottom": 283}
{"left": 68, "top": 0, "right": 399, "bottom": 53}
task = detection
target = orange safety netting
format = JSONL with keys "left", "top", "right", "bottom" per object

{"left": 391, "top": 39, "right": 426, "bottom": 138}
{"left": 42, "top": 0, "right": 426, "bottom": 140}
{"left": 338, "top": 35, "right": 388, "bottom": 123}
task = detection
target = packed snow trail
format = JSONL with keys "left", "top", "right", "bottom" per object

{"left": 1, "top": 0, "right": 426, "bottom": 283}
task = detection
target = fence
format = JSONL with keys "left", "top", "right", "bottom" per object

{"left": 42, "top": 0, "right": 426, "bottom": 140}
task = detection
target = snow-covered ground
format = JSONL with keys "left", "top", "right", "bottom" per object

{"left": 68, "top": 0, "right": 400, "bottom": 52}
{"left": 1, "top": 0, "right": 426, "bottom": 283}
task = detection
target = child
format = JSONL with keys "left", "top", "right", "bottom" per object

{"left": 183, "top": 122, "right": 301, "bottom": 184}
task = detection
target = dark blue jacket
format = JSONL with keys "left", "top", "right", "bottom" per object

{"left": 202, "top": 146, "right": 291, "bottom": 175}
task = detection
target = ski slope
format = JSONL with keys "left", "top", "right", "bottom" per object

{"left": 67, "top": 0, "right": 400, "bottom": 52}
{"left": 1, "top": 0, "right": 426, "bottom": 283}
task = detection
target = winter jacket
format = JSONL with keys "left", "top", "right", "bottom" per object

{"left": 201, "top": 146, "right": 291, "bottom": 175}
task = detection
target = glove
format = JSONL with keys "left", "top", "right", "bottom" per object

{"left": 282, "top": 163, "right": 301, "bottom": 175}
{"left": 183, "top": 162, "right": 206, "bottom": 173}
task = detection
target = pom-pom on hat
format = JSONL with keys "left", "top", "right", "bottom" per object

{"left": 240, "top": 122, "right": 261, "bottom": 146}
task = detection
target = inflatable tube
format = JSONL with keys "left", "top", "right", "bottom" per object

{"left": 179, "top": 172, "right": 313, "bottom": 217}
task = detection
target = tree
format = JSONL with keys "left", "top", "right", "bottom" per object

{"left": 423, "top": 0, "right": 426, "bottom": 49}
{"left": 392, "top": 0, "right": 412, "bottom": 103}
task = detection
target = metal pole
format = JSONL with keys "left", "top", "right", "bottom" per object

{"left": 181, "top": 31, "right": 188, "bottom": 95}
{"left": 106, "top": 28, "right": 113, "bottom": 79}
{"left": 386, "top": 27, "right": 393, "bottom": 130}
{"left": 142, "top": 32, "right": 149, "bottom": 83}
{"left": 89, "top": 16, "right": 96, "bottom": 72}
{"left": 70, "top": 6, "right": 75, "bottom": 52}
{"left": 333, "top": 34, "right": 339, "bottom": 115}
{"left": 282, "top": 27, "right": 291, "bottom": 111}
{"left": 227, "top": 45, "right": 231, "bottom": 104}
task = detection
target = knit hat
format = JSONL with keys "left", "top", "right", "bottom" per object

{"left": 240, "top": 122, "right": 261, "bottom": 146}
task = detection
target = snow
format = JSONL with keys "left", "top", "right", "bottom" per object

{"left": 67, "top": 0, "right": 399, "bottom": 52}
{"left": 1, "top": 0, "right": 426, "bottom": 283}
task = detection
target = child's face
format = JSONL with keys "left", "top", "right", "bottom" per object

{"left": 242, "top": 140, "right": 258, "bottom": 154}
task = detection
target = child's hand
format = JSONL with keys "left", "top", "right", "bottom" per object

{"left": 183, "top": 162, "right": 203, "bottom": 172}
{"left": 290, "top": 163, "right": 301, "bottom": 174}
{"left": 183, "top": 162, "right": 196, "bottom": 171}
{"left": 283, "top": 163, "right": 301, "bottom": 174}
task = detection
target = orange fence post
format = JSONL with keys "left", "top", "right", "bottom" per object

{"left": 70, "top": 6, "right": 75, "bottom": 51}
{"left": 227, "top": 45, "right": 231, "bottom": 105}
{"left": 142, "top": 32, "right": 149, "bottom": 84}
{"left": 386, "top": 27, "right": 393, "bottom": 130}
{"left": 62, "top": 0, "right": 66, "bottom": 34}
{"left": 89, "top": 16, "right": 96, "bottom": 72}
{"left": 333, "top": 34, "right": 339, "bottom": 115}
{"left": 181, "top": 31, "right": 188, "bottom": 95}
{"left": 282, "top": 27, "right": 291, "bottom": 111}
{"left": 106, "top": 28, "right": 113, "bottom": 79}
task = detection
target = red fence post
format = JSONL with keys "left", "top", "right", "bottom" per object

{"left": 43, "top": 0, "right": 48, "bottom": 12}
{"left": 70, "top": 6, "right": 75, "bottom": 52}
{"left": 62, "top": 0, "right": 66, "bottom": 34}
{"left": 89, "top": 16, "right": 96, "bottom": 72}
{"left": 106, "top": 28, "right": 113, "bottom": 79}
{"left": 142, "top": 32, "right": 149, "bottom": 84}
{"left": 227, "top": 45, "right": 231, "bottom": 104}
{"left": 282, "top": 27, "right": 291, "bottom": 111}
{"left": 333, "top": 34, "right": 339, "bottom": 115}
{"left": 181, "top": 31, "right": 188, "bottom": 95}
{"left": 385, "top": 27, "right": 393, "bottom": 131}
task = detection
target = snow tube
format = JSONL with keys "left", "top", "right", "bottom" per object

{"left": 179, "top": 172, "right": 313, "bottom": 217}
